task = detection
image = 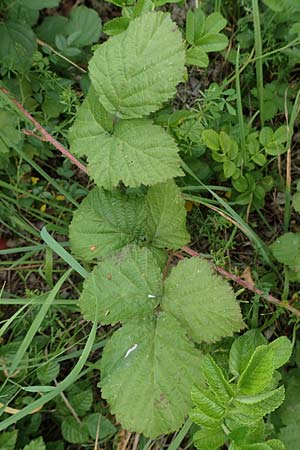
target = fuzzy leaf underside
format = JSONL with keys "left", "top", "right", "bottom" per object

{"left": 69, "top": 91, "right": 183, "bottom": 188}
{"left": 145, "top": 180, "right": 190, "bottom": 249}
{"left": 162, "top": 258, "right": 244, "bottom": 343}
{"left": 79, "top": 246, "right": 162, "bottom": 323}
{"left": 89, "top": 12, "right": 186, "bottom": 118}
{"left": 69, "top": 187, "right": 145, "bottom": 260}
{"left": 100, "top": 313, "right": 202, "bottom": 438}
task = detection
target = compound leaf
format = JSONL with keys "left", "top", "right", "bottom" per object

{"left": 69, "top": 90, "right": 183, "bottom": 188}
{"left": 162, "top": 258, "right": 244, "bottom": 343}
{"left": 191, "top": 386, "right": 225, "bottom": 420}
{"left": 89, "top": 12, "right": 185, "bottom": 118}
{"left": 237, "top": 346, "right": 274, "bottom": 395}
{"left": 69, "top": 187, "right": 145, "bottom": 261}
{"left": 79, "top": 245, "right": 162, "bottom": 324}
{"left": 100, "top": 313, "right": 202, "bottom": 437}
{"left": 145, "top": 180, "right": 190, "bottom": 249}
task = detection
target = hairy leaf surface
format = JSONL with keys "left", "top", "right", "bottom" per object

{"left": 100, "top": 313, "right": 202, "bottom": 437}
{"left": 69, "top": 90, "right": 183, "bottom": 188}
{"left": 79, "top": 246, "right": 162, "bottom": 323}
{"left": 89, "top": 12, "right": 185, "bottom": 118}
{"left": 69, "top": 187, "right": 145, "bottom": 260}
{"left": 145, "top": 180, "right": 189, "bottom": 249}
{"left": 162, "top": 258, "right": 244, "bottom": 343}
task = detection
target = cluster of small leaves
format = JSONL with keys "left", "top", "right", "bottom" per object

{"left": 185, "top": 8, "right": 228, "bottom": 68}
{"left": 190, "top": 330, "right": 292, "bottom": 450}
{"left": 202, "top": 126, "right": 287, "bottom": 207}
{"left": 69, "top": 10, "right": 244, "bottom": 438}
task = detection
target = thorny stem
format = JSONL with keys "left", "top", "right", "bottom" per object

{"left": 181, "top": 246, "right": 300, "bottom": 319}
{"left": 2, "top": 88, "right": 299, "bottom": 319}
{"left": 0, "top": 87, "right": 88, "bottom": 174}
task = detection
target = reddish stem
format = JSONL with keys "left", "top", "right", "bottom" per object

{"left": 1, "top": 87, "right": 88, "bottom": 174}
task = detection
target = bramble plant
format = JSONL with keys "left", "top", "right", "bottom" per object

{"left": 68, "top": 10, "right": 244, "bottom": 437}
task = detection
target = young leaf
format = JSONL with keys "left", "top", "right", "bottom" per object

{"left": 193, "top": 427, "right": 226, "bottom": 450}
{"left": 269, "top": 337, "right": 292, "bottom": 369}
{"left": 100, "top": 313, "right": 202, "bottom": 437}
{"left": 237, "top": 346, "right": 274, "bottom": 395}
{"left": 79, "top": 246, "right": 162, "bottom": 323}
{"left": 103, "top": 17, "right": 130, "bottom": 36}
{"left": 204, "top": 12, "right": 227, "bottom": 34}
{"left": 162, "top": 258, "right": 244, "bottom": 343}
{"left": 69, "top": 187, "right": 145, "bottom": 260}
{"left": 89, "top": 12, "right": 185, "bottom": 118}
{"left": 229, "top": 329, "right": 267, "bottom": 377}
{"left": 66, "top": 6, "right": 102, "bottom": 47}
{"left": 145, "top": 180, "right": 190, "bottom": 249}
{"left": 69, "top": 92, "right": 183, "bottom": 188}
{"left": 202, "top": 355, "right": 234, "bottom": 403}
{"left": 83, "top": 413, "right": 116, "bottom": 440}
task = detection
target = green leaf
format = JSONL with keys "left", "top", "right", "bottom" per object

{"left": 195, "top": 33, "right": 228, "bottom": 52}
{"left": 36, "top": 16, "right": 68, "bottom": 45}
{"left": 79, "top": 246, "right": 162, "bottom": 323}
{"left": 69, "top": 187, "right": 145, "bottom": 261}
{"left": 66, "top": 6, "right": 101, "bottom": 47}
{"left": 103, "top": 17, "right": 130, "bottom": 36}
{"left": 101, "top": 313, "right": 202, "bottom": 438}
{"left": 69, "top": 91, "right": 183, "bottom": 189}
{"left": 229, "top": 330, "right": 267, "bottom": 377}
{"left": 89, "top": 12, "right": 185, "bottom": 118}
{"left": 145, "top": 180, "right": 190, "bottom": 249}
{"left": 202, "top": 355, "right": 234, "bottom": 403}
{"left": 0, "top": 109, "right": 21, "bottom": 152}
{"left": 270, "top": 233, "right": 300, "bottom": 268}
{"left": 269, "top": 337, "right": 292, "bottom": 369}
{"left": 37, "top": 361, "right": 60, "bottom": 384}
{"left": 275, "top": 373, "right": 300, "bottom": 427}
{"left": 202, "top": 129, "right": 220, "bottom": 151}
{"left": 204, "top": 12, "right": 227, "bottom": 34}
{"left": 233, "top": 386, "right": 285, "bottom": 423}
{"left": 83, "top": 413, "right": 117, "bottom": 440}
{"left": 265, "top": 439, "right": 286, "bottom": 450}
{"left": 237, "top": 346, "right": 274, "bottom": 395}
{"left": 259, "top": 127, "right": 273, "bottom": 146}
{"left": 224, "top": 160, "right": 236, "bottom": 178}
{"left": 22, "top": 437, "right": 45, "bottom": 450}
{"left": 0, "top": 21, "right": 37, "bottom": 72}
{"left": 191, "top": 385, "right": 225, "bottom": 419}
{"left": 0, "top": 431, "right": 18, "bottom": 450}
{"left": 162, "top": 257, "right": 244, "bottom": 343}
{"left": 61, "top": 417, "right": 90, "bottom": 444}
{"left": 186, "top": 47, "right": 209, "bottom": 68}
{"left": 292, "top": 192, "right": 300, "bottom": 213}
{"left": 193, "top": 427, "right": 226, "bottom": 450}
{"left": 186, "top": 8, "right": 205, "bottom": 46}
